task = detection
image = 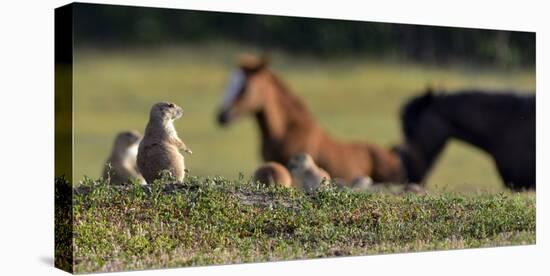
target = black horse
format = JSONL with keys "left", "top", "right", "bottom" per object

{"left": 395, "top": 88, "right": 535, "bottom": 191}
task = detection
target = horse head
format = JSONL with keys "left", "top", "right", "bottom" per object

{"left": 399, "top": 87, "right": 451, "bottom": 183}
{"left": 217, "top": 53, "right": 271, "bottom": 126}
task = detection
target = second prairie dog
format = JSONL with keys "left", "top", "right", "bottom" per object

{"left": 349, "top": 176, "right": 374, "bottom": 191}
{"left": 137, "top": 102, "right": 192, "bottom": 183}
{"left": 253, "top": 162, "right": 292, "bottom": 188}
{"left": 404, "top": 183, "right": 427, "bottom": 195}
{"left": 288, "top": 153, "right": 331, "bottom": 192}
{"left": 334, "top": 176, "right": 374, "bottom": 191}
{"left": 102, "top": 130, "right": 146, "bottom": 185}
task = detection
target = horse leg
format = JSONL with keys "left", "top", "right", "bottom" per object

{"left": 494, "top": 158, "right": 535, "bottom": 191}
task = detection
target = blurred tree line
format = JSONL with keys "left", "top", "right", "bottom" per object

{"left": 74, "top": 3, "right": 535, "bottom": 67}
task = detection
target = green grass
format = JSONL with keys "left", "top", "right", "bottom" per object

{"left": 73, "top": 45, "right": 535, "bottom": 193}
{"left": 71, "top": 176, "right": 535, "bottom": 273}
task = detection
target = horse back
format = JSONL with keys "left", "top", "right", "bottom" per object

{"left": 314, "top": 136, "right": 375, "bottom": 183}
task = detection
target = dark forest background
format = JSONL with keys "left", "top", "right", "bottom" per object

{"left": 73, "top": 4, "right": 535, "bottom": 67}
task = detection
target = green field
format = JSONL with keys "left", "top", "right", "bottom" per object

{"left": 74, "top": 45, "right": 535, "bottom": 193}
{"left": 68, "top": 177, "right": 535, "bottom": 273}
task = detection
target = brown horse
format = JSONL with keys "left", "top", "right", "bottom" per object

{"left": 216, "top": 54, "right": 404, "bottom": 184}
{"left": 394, "top": 88, "right": 535, "bottom": 191}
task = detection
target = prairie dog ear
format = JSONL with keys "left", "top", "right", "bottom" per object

{"left": 238, "top": 53, "right": 270, "bottom": 72}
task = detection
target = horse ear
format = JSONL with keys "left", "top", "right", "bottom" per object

{"left": 259, "top": 53, "right": 270, "bottom": 68}
{"left": 425, "top": 86, "right": 434, "bottom": 96}
{"left": 423, "top": 86, "right": 434, "bottom": 101}
{"left": 238, "top": 53, "right": 269, "bottom": 72}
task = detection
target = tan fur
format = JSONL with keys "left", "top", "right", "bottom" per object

{"left": 253, "top": 162, "right": 292, "bottom": 188}
{"left": 288, "top": 153, "right": 331, "bottom": 192}
{"left": 102, "top": 130, "right": 146, "bottom": 185}
{"left": 137, "top": 102, "right": 192, "bottom": 183}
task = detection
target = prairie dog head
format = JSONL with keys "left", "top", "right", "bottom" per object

{"left": 150, "top": 102, "right": 183, "bottom": 122}
{"left": 288, "top": 153, "right": 315, "bottom": 172}
{"left": 113, "top": 130, "right": 142, "bottom": 154}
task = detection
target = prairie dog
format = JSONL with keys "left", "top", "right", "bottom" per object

{"left": 349, "top": 176, "right": 374, "bottom": 191}
{"left": 253, "top": 162, "right": 292, "bottom": 188}
{"left": 102, "top": 130, "right": 146, "bottom": 185}
{"left": 137, "top": 102, "right": 192, "bottom": 183}
{"left": 288, "top": 153, "right": 331, "bottom": 192}
{"left": 404, "top": 183, "right": 427, "bottom": 195}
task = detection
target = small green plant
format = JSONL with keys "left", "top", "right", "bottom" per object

{"left": 104, "top": 162, "right": 113, "bottom": 185}
{"left": 156, "top": 170, "right": 178, "bottom": 184}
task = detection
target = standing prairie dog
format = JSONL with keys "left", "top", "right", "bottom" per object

{"left": 137, "top": 102, "right": 192, "bottom": 183}
{"left": 253, "top": 162, "right": 292, "bottom": 188}
{"left": 288, "top": 153, "right": 331, "bottom": 192}
{"left": 102, "top": 130, "right": 146, "bottom": 185}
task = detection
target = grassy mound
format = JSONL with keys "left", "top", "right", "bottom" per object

{"left": 71, "top": 176, "right": 535, "bottom": 273}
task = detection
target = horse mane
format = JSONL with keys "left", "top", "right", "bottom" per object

{"left": 400, "top": 91, "right": 433, "bottom": 139}
{"left": 432, "top": 89, "right": 534, "bottom": 110}
{"left": 265, "top": 70, "right": 315, "bottom": 120}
